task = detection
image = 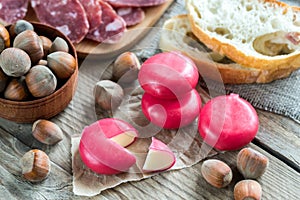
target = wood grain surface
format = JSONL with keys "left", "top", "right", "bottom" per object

{"left": 0, "top": 63, "right": 299, "bottom": 199}
{"left": 1, "top": 0, "right": 300, "bottom": 199}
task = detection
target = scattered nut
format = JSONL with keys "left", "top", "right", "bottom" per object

{"left": 25, "top": 65, "right": 57, "bottom": 98}
{"left": 0, "top": 47, "right": 31, "bottom": 77}
{"left": 47, "top": 51, "right": 76, "bottom": 79}
{"left": 234, "top": 180, "right": 262, "bottom": 200}
{"left": 112, "top": 52, "right": 140, "bottom": 83}
{"left": 201, "top": 159, "right": 232, "bottom": 188}
{"left": 49, "top": 37, "right": 69, "bottom": 53}
{"left": 0, "top": 68, "right": 8, "bottom": 92}
{"left": 20, "top": 149, "right": 51, "bottom": 182}
{"left": 32, "top": 119, "right": 63, "bottom": 145}
{"left": 13, "top": 30, "right": 44, "bottom": 63}
{"left": 201, "top": 159, "right": 233, "bottom": 188}
{"left": 93, "top": 80, "right": 124, "bottom": 111}
{"left": 39, "top": 36, "right": 52, "bottom": 56}
{"left": 4, "top": 77, "right": 29, "bottom": 101}
{"left": 237, "top": 147, "right": 269, "bottom": 179}
{"left": 0, "top": 24, "right": 10, "bottom": 53}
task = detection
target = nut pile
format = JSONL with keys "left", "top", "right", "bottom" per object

{"left": 0, "top": 20, "right": 76, "bottom": 101}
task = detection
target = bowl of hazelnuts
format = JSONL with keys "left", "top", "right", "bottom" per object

{"left": 0, "top": 20, "right": 78, "bottom": 123}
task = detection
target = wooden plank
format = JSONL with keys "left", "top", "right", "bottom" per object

{"left": 1, "top": 62, "right": 299, "bottom": 199}
{"left": 254, "top": 110, "right": 300, "bottom": 172}
{"left": 2, "top": 123, "right": 298, "bottom": 200}
{"left": 0, "top": 128, "right": 73, "bottom": 200}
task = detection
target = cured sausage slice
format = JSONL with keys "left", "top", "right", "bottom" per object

{"left": 86, "top": 1, "right": 126, "bottom": 43}
{"left": 116, "top": 7, "right": 145, "bottom": 26}
{"left": 0, "top": 0, "right": 29, "bottom": 24}
{"left": 78, "top": 0, "right": 102, "bottom": 32}
{"left": 31, "top": 0, "right": 89, "bottom": 43}
{"left": 105, "top": 0, "right": 168, "bottom": 7}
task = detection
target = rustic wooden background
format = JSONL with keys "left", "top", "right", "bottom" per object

{"left": 0, "top": 0, "right": 300, "bottom": 199}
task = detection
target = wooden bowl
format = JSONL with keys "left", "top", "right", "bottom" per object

{"left": 0, "top": 22, "right": 78, "bottom": 123}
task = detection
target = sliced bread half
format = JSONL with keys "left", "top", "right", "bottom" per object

{"left": 185, "top": 0, "right": 300, "bottom": 72}
{"left": 159, "top": 14, "right": 297, "bottom": 83}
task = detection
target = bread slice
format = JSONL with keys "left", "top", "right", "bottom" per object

{"left": 159, "top": 14, "right": 297, "bottom": 83}
{"left": 185, "top": 0, "right": 300, "bottom": 73}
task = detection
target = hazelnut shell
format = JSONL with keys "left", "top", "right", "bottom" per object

{"left": 20, "top": 149, "right": 51, "bottom": 182}
{"left": 47, "top": 51, "right": 76, "bottom": 79}
{"left": 39, "top": 36, "right": 52, "bottom": 56}
{"left": 93, "top": 80, "right": 124, "bottom": 111}
{"left": 234, "top": 180, "right": 262, "bottom": 200}
{"left": 25, "top": 65, "right": 57, "bottom": 98}
{"left": 0, "top": 47, "right": 31, "bottom": 77}
{"left": 112, "top": 52, "right": 140, "bottom": 83}
{"left": 4, "top": 77, "right": 29, "bottom": 101}
{"left": 32, "top": 119, "right": 63, "bottom": 145}
{"left": 49, "top": 37, "right": 69, "bottom": 53}
{"left": 13, "top": 30, "right": 44, "bottom": 64}
{"left": 237, "top": 147, "right": 269, "bottom": 179}
{"left": 201, "top": 159, "right": 233, "bottom": 188}
{"left": 0, "top": 24, "right": 10, "bottom": 52}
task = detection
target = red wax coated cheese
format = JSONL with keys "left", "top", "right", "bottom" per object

{"left": 79, "top": 118, "right": 137, "bottom": 175}
{"left": 138, "top": 51, "right": 199, "bottom": 99}
{"left": 142, "top": 89, "right": 201, "bottom": 129}
{"left": 198, "top": 94, "right": 259, "bottom": 151}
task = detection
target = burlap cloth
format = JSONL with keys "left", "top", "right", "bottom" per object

{"left": 72, "top": 0, "right": 300, "bottom": 197}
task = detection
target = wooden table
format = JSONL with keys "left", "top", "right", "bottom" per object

{"left": 1, "top": 1, "right": 300, "bottom": 199}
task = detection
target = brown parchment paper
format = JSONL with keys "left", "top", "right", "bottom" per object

{"left": 71, "top": 86, "right": 217, "bottom": 197}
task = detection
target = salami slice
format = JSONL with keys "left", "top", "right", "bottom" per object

{"left": 104, "top": 0, "right": 168, "bottom": 7}
{"left": 31, "top": 0, "right": 89, "bottom": 43}
{"left": 116, "top": 7, "right": 145, "bottom": 26}
{"left": 78, "top": 0, "right": 102, "bottom": 32}
{"left": 86, "top": 1, "right": 126, "bottom": 43}
{"left": 0, "top": 0, "right": 29, "bottom": 25}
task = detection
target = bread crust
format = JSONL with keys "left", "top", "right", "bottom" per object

{"left": 186, "top": 0, "right": 300, "bottom": 72}
{"left": 159, "top": 14, "right": 296, "bottom": 84}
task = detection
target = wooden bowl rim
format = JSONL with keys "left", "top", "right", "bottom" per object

{"left": 0, "top": 21, "right": 78, "bottom": 107}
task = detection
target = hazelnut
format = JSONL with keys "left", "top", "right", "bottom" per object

{"left": 112, "top": 52, "right": 141, "bottom": 83}
{"left": 4, "top": 77, "right": 29, "bottom": 101}
{"left": 0, "top": 47, "right": 31, "bottom": 77}
{"left": 13, "top": 30, "right": 44, "bottom": 64}
{"left": 20, "top": 149, "right": 51, "bottom": 182}
{"left": 25, "top": 65, "right": 57, "bottom": 98}
{"left": 234, "top": 180, "right": 262, "bottom": 200}
{"left": 0, "top": 68, "right": 8, "bottom": 93}
{"left": 49, "top": 37, "right": 69, "bottom": 53}
{"left": 201, "top": 159, "right": 233, "bottom": 188}
{"left": 37, "top": 59, "right": 48, "bottom": 66}
{"left": 39, "top": 36, "right": 52, "bottom": 56}
{"left": 0, "top": 24, "right": 10, "bottom": 53}
{"left": 9, "top": 20, "right": 34, "bottom": 37}
{"left": 93, "top": 80, "right": 124, "bottom": 111}
{"left": 237, "top": 147, "right": 269, "bottom": 179}
{"left": 32, "top": 119, "right": 63, "bottom": 145}
{"left": 47, "top": 51, "right": 76, "bottom": 79}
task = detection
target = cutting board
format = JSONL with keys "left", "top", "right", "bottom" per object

{"left": 25, "top": 0, "right": 174, "bottom": 58}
